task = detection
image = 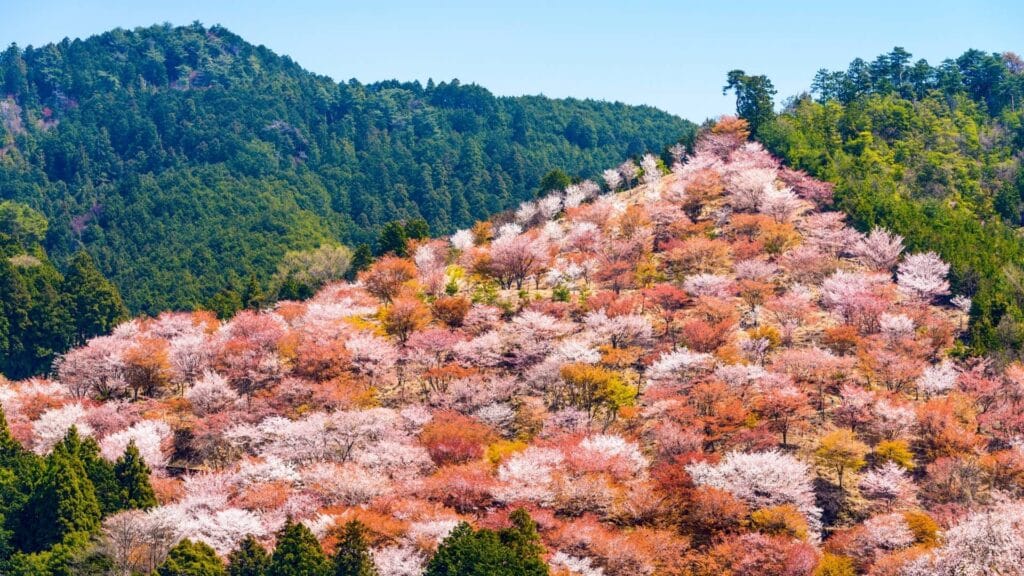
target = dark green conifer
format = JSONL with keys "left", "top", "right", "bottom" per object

{"left": 332, "top": 520, "right": 377, "bottom": 576}
{"left": 113, "top": 440, "right": 157, "bottom": 510}
{"left": 267, "top": 519, "right": 330, "bottom": 576}
{"left": 227, "top": 535, "right": 270, "bottom": 576}
{"left": 157, "top": 539, "right": 226, "bottom": 576}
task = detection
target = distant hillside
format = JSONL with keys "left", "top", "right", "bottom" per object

{"left": 0, "top": 23, "right": 695, "bottom": 313}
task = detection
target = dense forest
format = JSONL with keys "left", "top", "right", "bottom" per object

{"left": 723, "top": 48, "right": 1024, "bottom": 357}
{"left": 0, "top": 22, "right": 695, "bottom": 314}
{"left": 3, "top": 120, "right": 1023, "bottom": 575}
{"left": 0, "top": 200, "right": 126, "bottom": 378}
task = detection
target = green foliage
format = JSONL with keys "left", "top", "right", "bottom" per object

{"left": 270, "top": 245, "right": 353, "bottom": 299}
{"left": 0, "top": 205, "right": 126, "bottom": 378}
{"left": 0, "top": 201, "right": 48, "bottom": 246}
{"left": 63, "top": 250, "right": 128, "bottom": 345}
{"left": 205, "top": 288, "right": 245, "bottom": 320}
{"left": 348, "top": 244, "right": 373, "bottom": 279}
{"left": 724, "top": 70, "right": 777, "bottom": 137}
{"left": 113, "top": 440, "right": 157, "bottom": 510}
{"left": 267, "top": 519, "right": 330, "bottom": 576}
{"left": 378, "top": 221, "right": 410, "bottom": 257}
{"left": 59, "top": 430, "right": 121, "bottom": 517}
{"left": 0, "top": 415, "right": 156, "bottom": 570}
{"left": 537, "top": 169, "right": 573, "bottom": 197}
{"left": 15, "top": 430, "right": 101, "bottom": 553}
{"left": 404, "top": 218, "right": 430, "bottom": 241}
{"left": 0, "top": 23, "right": 694, "bottom": 315}
{"left": 332, "top": 521, "right": 378, "bottom": 576}
{"left": 757, "top": 47, "right": 1024, "bottom": 357}
{"left": 158, "top": 540, "right": 227, "bottom": 576}
{"left": 228, "top": 535, "right": 270, "bottom": 576}
{"left": 424, "top": 510, "right": 548, "bottom": 576}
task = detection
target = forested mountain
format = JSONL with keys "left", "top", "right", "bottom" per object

{"left": 0, "top": 22, "right": 694, "bottom": 314}
{"left": 723, "top": 48, "right": 1024, "bottom": 357}
{"left": 3, "top": 120, "right": 1023, "bottom": 575}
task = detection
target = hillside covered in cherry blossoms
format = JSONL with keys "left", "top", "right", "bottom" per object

{"left": 2, "top": 117, "right": 1023, "bottom": 576}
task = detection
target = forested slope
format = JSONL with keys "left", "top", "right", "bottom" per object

{"left": 724, "top": 48, "right": 1024, "bottom": 357}
{"left": 0, "top": 23, "right": 694, "bottom": 313}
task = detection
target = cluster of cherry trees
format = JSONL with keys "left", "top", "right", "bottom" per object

{"left": 2, "top": 116, "right": 1023, "bottom": 575}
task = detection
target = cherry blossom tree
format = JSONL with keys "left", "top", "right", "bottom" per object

{"left": 902, "top": 501, "right": 1024, "bottom": 576}
{"left": 487, "top": 232, "right": 549, "bottom": 290}
{"left": 360, "top": 256, "right": 418, "bottom": 302}
{"left": 687, "top": 450, "right": 823, "bottom": 534}
{"left": 618, "top": 160, "right": 640, "bottom": 188}
{"left": 897, "top": 252, "right": 951, "bottom": 302}
{"left": 100, "top": 419, "right": 172, "bottom": 468}
{"left": 33, "top": 403, "right": 93, "bottom": 453}
{"left": 55, "top": 335, "right": 130, "bottom": 400}
{"left": 855, "top": 228, "right": 905, "bottom": 271}
{"left": 859, "top": 462, "right": 918, "bottom": 511}
{"left": 602, "top": 168, "right": 623, "bottom": 192}
{"left": 184, "top": 371, "right": 239, "bottom": 415}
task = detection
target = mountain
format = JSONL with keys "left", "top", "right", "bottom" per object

{"left": 723, "top": 48, "right": 1024, "bottom": 357}
{"left": 2, "top": 119, "right": 1018, "bottom": 575}
{"left": 0, "top": 22, "right": 695, "bottom": 314}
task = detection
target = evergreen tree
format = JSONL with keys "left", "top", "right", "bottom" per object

{"left": 378, "top": 222, "right": 409, "bottom": 257}
{"left": 241, "top": 274, "right": 265, "bottom": 310}
{"left": 16, "top": 430, "right": 101, "bottom": 552}
{"left": 0, "top": 407, "right": 41, "bottom": 559}
{"left": 267, "top": 519, "right": 330, "bottom": 576}
{"left": 205, "top": 289, "right": 244, "bottom": 320}
{"left": 502, "top": 508, "right": 545, "bottom": 561}
{"left": 275, "top": 275, "right": 314, "bottom": 302}
{"left": 537, "top": 169, "right": 572, "bottom": 197}
{"left": 724, "top": 69, "right": 777, "bottom": 137}
{"left": 228, "top": 535, "right": 270, "bottom": 576}
{"left": 0, "top": 257, "right": 31, "bottom": 375}
{"left": 65, "top": 432, "right": 121, "bottom": 516}
{"left": 158, "top": 539, "right": 227, "bottom": 576}
{"left": 425, "top": 512, "right": 547, "bottom": 576}
{"left": 62, "top": 250, "right": 128, "bottom": 345}
{"left": 113, "top": 440, "right": 157, "bottom": 510}
{"left": 348, "top": 244, "right": 373, "bottom": 280}
{"left": 332, "top": 521, "right": 377, "bottom": 576}
{"left": 0, "top": 406, "right": 21, "bottom": 461}
{"left": 403, "top": 218, "right": 430, "bottom": 241}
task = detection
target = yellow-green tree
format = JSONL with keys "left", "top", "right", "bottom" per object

{"left": 815, "top": 429, "right": 868, "bottom": 488}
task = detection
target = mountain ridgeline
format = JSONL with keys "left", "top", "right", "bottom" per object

{"left": 0, "top": 22, "right": 695, "bottom": 314}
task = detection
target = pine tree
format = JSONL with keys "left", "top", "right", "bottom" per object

{"left": 267, "top": 519, "right": 330, "bottom": 576}
{"left": 113, "top": 440, "right": 157, "bottom": 510}
{"left": 332, "top": 521, "right": 377, "bottom": 576}
{"left": 62, "top": 250, "right": 128, "bottom": 345}
{"left": 0, "top": 257, "right": 31, "bottom": 375}
{"left": 241, "top": 274, "right": 265, "bottom": 310}
{"left": 0, "top": 406, "right": 21, "bottom": 461}
{"left": 377, "top": 222, "right": 408, "bottom": 257}
{"left": 73, "top": 434, "right": 121, "bottom": 516}
{"left": 228, "top": 535, "right": 270, "bottom": 576}
{"left": 17, "top": 431, "right": 101, "bottom": 552}
{"left": 502, "top": 508, "right": 545, "bottom": 562}
{"left": 403, "top": 218, "right": 430, "bottom": 241}
{"left": 425, "top": 513, "right": 548, "bottom": 576}
{"left": 347, "top": 244, "right": 373, "bottom": 280}
{"left": 158, "top": 539, "right": 226, "bottom": 576}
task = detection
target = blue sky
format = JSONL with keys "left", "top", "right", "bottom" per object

{"left": 2, "top": 1, "right": 1021, "bottom": 121}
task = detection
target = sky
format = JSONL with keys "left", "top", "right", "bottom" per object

{"left": 1, "top": 1, "right": 1021, "bottom": 121}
